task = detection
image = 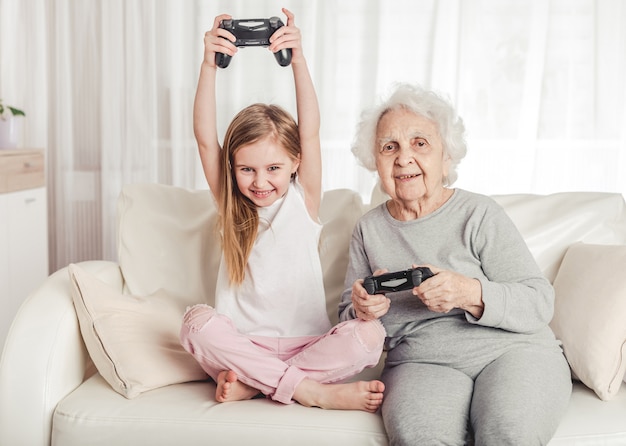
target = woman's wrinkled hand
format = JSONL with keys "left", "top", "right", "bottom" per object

{"left": 351, "top": 269, "right": 391, "bottom": 320}
{"left": 412, "top": 264, "right": 484, "bottom": 318}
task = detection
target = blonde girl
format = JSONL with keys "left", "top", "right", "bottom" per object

{"left": 180, "top": 9, "right": 386, "bottom": 413}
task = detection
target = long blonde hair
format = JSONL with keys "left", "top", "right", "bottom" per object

{"left": 219, "top": 103, "right": 301, "bottom": 285}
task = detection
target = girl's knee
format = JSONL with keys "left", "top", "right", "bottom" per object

{"left": 354, "top": 319, "right": 386, "bottom": 352}
{"left": 182, "top": 304, "right": 216, "bottom": 333}
{"left": 180, "top": 305, "right": 220, "bottom": 355}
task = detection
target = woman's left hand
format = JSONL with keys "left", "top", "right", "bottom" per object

{"left": 413, "top": 265, "right": 484, "bottom": 318}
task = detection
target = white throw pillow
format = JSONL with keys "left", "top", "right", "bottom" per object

{"left": 117, "top": 183, "right": 220, "bottom": 307}
{"left": 550, "top": 242, "right": 626, "bottom": 401}
{"left": 69, "top": 263, "right": 208, "bottom": 399}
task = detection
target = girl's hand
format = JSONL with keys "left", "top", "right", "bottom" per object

{"left": 269, "top": 8, "right": 304, "bottom": 64}
{"left": 351, "top": 270, "right": 391, "bottom": 321}
{"left": 203, "top": 14, "right": 237, "bottom": 68}
{"left": 412, "top": 264, "right": 484, "bottom": 318}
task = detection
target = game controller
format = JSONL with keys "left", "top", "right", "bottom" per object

{"left": 216, "top": 17, "right": 292, "bottom": 68}
{"left": 363, "top": 267, "right": 435, "bottom": 295}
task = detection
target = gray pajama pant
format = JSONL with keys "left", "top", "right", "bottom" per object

{"left": 380, "top": 320, "right": 572, "bottom": 446}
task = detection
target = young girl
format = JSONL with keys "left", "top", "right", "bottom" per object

{"left": 180, "top": 9, "right": 386, "bottom": 413}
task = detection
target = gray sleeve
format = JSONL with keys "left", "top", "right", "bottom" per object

{"left": 338, "top": 223, "right": 366, "bottom": 322}
{"left": 467, "top": 204, "right": 555, "bottom": 333}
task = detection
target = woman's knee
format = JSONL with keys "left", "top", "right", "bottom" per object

{"left": 471, "top": 347, "right": 572, "bottom": 445}
{"left": 382, "top": 363, "right": 472, "bottom": 446}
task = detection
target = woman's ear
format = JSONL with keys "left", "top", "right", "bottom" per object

{"left": 442, "top": 152, "right": 452, "bottom": 183}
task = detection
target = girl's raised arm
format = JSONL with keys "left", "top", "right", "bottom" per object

{"left": 194, "top": 14, "right": 237, "bottom": 203}
{"left": 270, "top": 8, "right": 322, "bottom": 220}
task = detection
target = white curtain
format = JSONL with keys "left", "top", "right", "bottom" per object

{"left": 1, "top": 0, "right": 625, "bottom": 273}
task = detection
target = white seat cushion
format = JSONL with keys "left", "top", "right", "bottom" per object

{"left": 549, "top": 384, "right": 626, "bottom": 445}
{"left": 52, "top": 374, "right": 387, "bottom": 446}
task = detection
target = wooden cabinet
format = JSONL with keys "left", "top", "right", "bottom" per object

{"left": 0, "top": 149, "right": 48, "bottom": 352}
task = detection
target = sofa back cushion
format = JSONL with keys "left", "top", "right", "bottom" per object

{"left": 117, "top": 183, "right": 220, "bottom": 307}
{"left": 319, "top": 189, "right": 366, "bottom": 323}
{"left": 491, "top": 192, "right": 626, "bottom": 282}
{"left": 116, "top": 183, "right": 365, "bottom": 323}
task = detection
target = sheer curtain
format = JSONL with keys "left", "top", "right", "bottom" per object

{"left": 0, "top": 0, "right": 624, "bottom": 273}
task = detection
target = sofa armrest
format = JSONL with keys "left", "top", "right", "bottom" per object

{"left": 0, "top": 260, "right": 123, "bottom": 446}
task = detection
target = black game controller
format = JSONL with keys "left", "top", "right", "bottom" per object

{"left": 363, "top": 267, "right": 435, "bottom": 295}
{"left": 216, "top": 17, "right": 292, "bottom": 68}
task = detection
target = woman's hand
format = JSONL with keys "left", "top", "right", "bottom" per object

{"left": 203, "top": 14, "right": 237, "bottom": 68}
{"left": 269, "top": 8, "right": 304, "bottom": 64}
{"left": 351, "top": 270, "right": 391, "bottom": 321}
{"left": 413, "top": 265, "right": 484, "bottom": 318}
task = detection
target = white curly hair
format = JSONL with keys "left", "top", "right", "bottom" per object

{"left": 351, "top": 83, "right": 467, "bottom": 186}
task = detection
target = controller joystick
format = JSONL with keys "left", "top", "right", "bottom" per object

{"left": 215, "top": 16, "right": 292, "bottom": 68}
{"left": 363, "top": 267, "right": 435, "bottom": 295}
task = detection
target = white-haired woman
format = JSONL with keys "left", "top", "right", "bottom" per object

{"left": 339, "top": 83, "right": 572, "bottom": 445}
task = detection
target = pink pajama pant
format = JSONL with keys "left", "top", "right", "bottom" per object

{"left": 179, "top": 304, "right": 386, "bottom": 404}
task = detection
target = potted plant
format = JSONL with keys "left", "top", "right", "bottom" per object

{"left": 0, "top": 99, "right": 26, "bottom": 149}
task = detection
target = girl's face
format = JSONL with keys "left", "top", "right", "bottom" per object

{"left": 233, "top": 135, "right": 300, "bottom": 207}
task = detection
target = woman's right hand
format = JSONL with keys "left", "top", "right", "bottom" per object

{"left": 351, "top": 272, "right": 391, "bottom": 321}
{"left": 203, "top": 14, "right": 237, "bottom": 68}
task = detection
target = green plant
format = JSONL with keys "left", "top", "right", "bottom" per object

{"left": 0, "top": 99, "right": 25, "bottom": 120}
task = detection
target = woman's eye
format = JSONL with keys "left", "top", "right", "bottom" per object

{"left": 412, "top": 139, "right": 427, "bottom": 149}
{"left": 381, "top": 143, "right": 398, "bottom": 154}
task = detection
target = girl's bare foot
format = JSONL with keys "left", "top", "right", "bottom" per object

{"left": 292, "top": 379, "right": 385, "bottom": 413}
{"left": 215, "top": 370, "right": 260, "bottom": 403}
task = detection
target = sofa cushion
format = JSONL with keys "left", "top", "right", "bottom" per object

{"left": 68, "top": 263, "right": 207, "bottom": 399}
{"left": 52, "top": 373, "right": 388, "bottom": 446}
{"left": 491, "top": 192, "right": 626, "bottom": 282}
{"left": 117, "top": 183, "right": 220, "bottom": 307}
{"left": 550, "top": 242, "right": 626, "bottom": 401}
{"left": 116, "top": 183, "right": 364, "bottom": 325}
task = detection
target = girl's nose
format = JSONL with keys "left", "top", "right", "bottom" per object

{"left": 252, "top": 172, "right": 267, "bottom": 187}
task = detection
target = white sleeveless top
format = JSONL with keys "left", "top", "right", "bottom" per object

{"left": 214, "top": 180, "right": 332, "bottom": 337}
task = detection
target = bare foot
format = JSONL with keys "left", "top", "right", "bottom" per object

{"left": 215, "top": 370, "right": 259, "bottom": 403}
{"left": 292, "top": 379, "right": 385, "bottom": 413}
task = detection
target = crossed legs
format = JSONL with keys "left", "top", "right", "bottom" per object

{"left": 180, "top": 304, "right": 386, "bottom": 412}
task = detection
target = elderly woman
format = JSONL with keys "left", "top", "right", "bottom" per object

{"left": 339, "top": 83, "right": 572, "bottom": 445}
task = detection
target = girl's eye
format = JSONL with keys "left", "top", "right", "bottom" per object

{"left": 268, "top": 166, "right": 279, "bottom": 172}
{"left": 240, "top": 167, "right": 253, "bottom": 173}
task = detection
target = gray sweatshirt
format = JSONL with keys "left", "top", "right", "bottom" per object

{"left": 339, "top": 189, "right": 558, "bottom": 351}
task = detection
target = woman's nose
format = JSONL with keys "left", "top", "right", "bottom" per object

{"left": 395, "top": 144, "right": 415, "bottom": 165}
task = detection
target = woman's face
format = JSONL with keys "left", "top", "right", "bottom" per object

{"left": 375, "top": 108, "right": 450, "bottom": 207}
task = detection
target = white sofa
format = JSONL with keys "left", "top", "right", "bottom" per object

{"left": 2, "top": 183, "right": 626, "bottom": 446}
